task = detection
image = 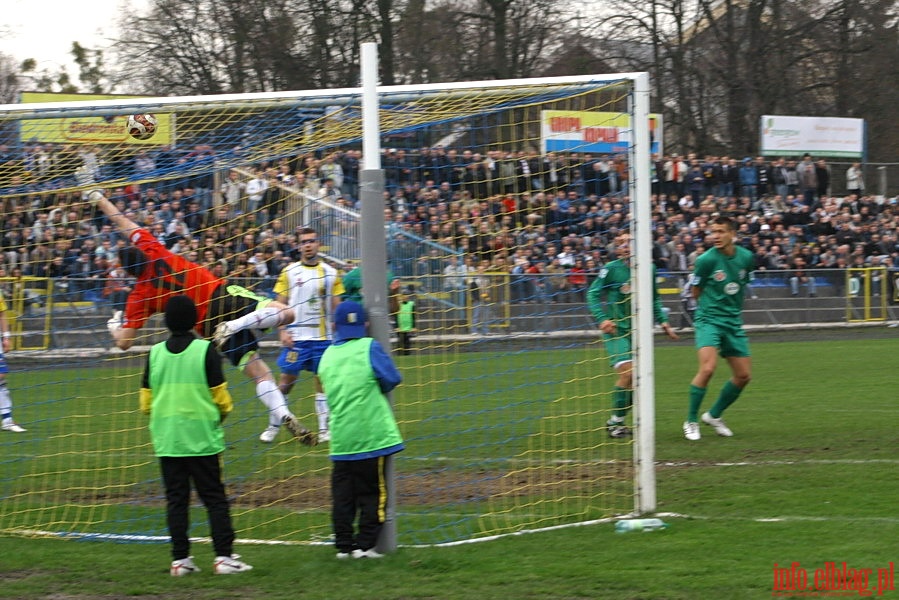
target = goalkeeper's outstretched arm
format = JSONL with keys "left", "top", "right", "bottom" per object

{"left": 88, "top": 190, "right": 141, "bottom": 238}
{"left": 89, "top": 191, "right": 141, "bottom": 351}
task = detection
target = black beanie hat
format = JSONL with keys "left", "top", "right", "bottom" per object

{"left": 164, "top": 295, "right": 197, "bottom": 333}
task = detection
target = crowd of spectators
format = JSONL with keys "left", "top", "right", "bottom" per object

{"left": 0, "top": 143, "right": 894, "bottom": 313}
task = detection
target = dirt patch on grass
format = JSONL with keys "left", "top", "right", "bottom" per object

{"left": 58, "top": 462, "right": 634, "bottom": 512}
{"left": 235, "top": 462, "right": 634, "bottom": 509}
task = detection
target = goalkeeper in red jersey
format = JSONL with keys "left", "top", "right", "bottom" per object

{"left": 587, "top": 233, "right": 678, "bottom": 438}
{"left": 89, "top": 190, "right": 316, "bottom": 446}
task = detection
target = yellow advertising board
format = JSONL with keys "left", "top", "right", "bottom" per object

{"left": 19, "top": 92, "right": 172, "bottom": 146}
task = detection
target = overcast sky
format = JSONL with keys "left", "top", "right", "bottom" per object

{"left": 0, "top": 0, "right": 144, "bottom": 72}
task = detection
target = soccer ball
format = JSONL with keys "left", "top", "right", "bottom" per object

{"left": 126, "top": 114, "right": 158, "bottom": 141}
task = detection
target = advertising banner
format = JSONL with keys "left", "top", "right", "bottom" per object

{"left": 760, "top": 115, "right": 864, "bottom": 158}
{"left": 541, "top": 110, "right": 662, "bottom": 156}
{"left": 19, "top": 92, "right": 173, "bottom": 146}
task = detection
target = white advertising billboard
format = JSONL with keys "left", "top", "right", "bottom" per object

{"left": 760, "top": 115, "right": 865, "bottom": 158}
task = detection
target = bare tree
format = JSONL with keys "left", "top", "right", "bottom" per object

{"left": 821, "top": 0, "right": 899, "bottom": 161}
{"left": 594, "top": 0, "right": 713, "bottom": 151}
{"left": 392, "top": 0, "right": 568, "bottom": 82}
{"left": 0, "top": 54, "right": 21, "bottom": 105}
{"left": 112, "top": 0, "right": 315, "bottom": 94}
{"left": 96, "top": 0, "right": 895, "bottom": 161}
{"left": 589, "top": 0, "right": 898, "bottom": 160}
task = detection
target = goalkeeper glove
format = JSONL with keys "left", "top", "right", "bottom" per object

{"left": 107, "top": 311, "right": 124, "bottom": 336}
{"left": 73, "top": 166, "right": 94, "bottom": 186}
{"left": 87, "top": 190, "right": 105, "bottom": 206}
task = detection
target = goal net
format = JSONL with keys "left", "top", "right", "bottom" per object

{"left": 0, "top": 73, "right": 655, "bottom": 547}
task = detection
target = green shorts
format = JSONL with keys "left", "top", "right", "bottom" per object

{"left": 602, "top": 333, "right": 632, "bottom": 369}
{"left": 694, "top": 319, "right": 751, "bottom": 358}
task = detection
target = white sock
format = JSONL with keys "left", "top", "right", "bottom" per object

{"left": 227, "top": 306, "right": 285, "bottom": 333}
{"left": 315, "top": 393, "right": 329, "bottom": 432}
{"left": 256, "top": 379, "right": 290, "bottom": 427}
{"left": 0, "top": 381, "right": 11, "bottom": 415}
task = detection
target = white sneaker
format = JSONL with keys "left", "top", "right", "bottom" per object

{"left": 683, "top": 421, "right": 701, "bottom": 441}
{"left": 212, "top": 322, "right": 233, "bottom": 347}
{"left": 259, "top": 425, "right": 279, "bottom": 443}
{"left": 336, "top": 551, "right": 353, "bottom": 559}
{"left": 87, "top": 190, "right": 105, "bottom": 205}
{"left": 702, "top": 412, "right": 733, "bottom": 437}
{"left": 170, "top": 556, "right": 200, "bottom": 577}
{"left": 1, "top": 418, "right": 25, "bottom": 433}
{"left": 608, "top": 425, "right": 632, "bottom": 439}
{"left": 318, "top": 429, "right": 331, "bottom": 443}
{"left": 352, "top": 548, "right": 384, "bottom": 559}
{"left": 213, "top": 554, "right": 253, "bottom": 574}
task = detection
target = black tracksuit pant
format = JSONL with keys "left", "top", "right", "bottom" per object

{"left": 331, "top": 456, "right": 388, "bottom": 553}
{"left": 160, "top": 454, "right": 235, "bottom": 560}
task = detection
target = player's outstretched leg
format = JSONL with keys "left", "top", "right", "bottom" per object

{"left": 215, "top": 304, "right": 294, "bottom": 347}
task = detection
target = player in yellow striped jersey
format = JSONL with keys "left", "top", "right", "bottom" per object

{"left": 269, "top": 228, "right": 345, "bottom": 443}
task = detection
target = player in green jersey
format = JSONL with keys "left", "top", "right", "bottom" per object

{"left": 587, "top": 234, "right": 678, "bottom": 438}
{"left": 682, "top": 215, "right": 755, "bottom": 441}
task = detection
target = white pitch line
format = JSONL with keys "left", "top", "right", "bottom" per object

{"left": 657, "top": 513, "right": 899, "bottom": 524}
{"left": 4, "top": 455, "right": 897, "bottom": 468}
{"left": 16, "top": 510, "right": 899, "bottom": 549}
{"left": 659, "top": 458, "right": 899, "bottom": 467}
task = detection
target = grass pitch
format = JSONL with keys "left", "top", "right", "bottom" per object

{"left": 1, "top": 331, "right": 897, "bottom": 599}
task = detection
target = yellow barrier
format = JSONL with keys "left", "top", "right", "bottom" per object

{"left": 0, "top": 276, "right": 53, "bottom": 350}
{"left": 845, "top": 267, "right": 888, "bottom": 322}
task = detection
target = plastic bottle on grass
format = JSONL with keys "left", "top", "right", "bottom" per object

{"left": 614, "top": 518, "right": 668, "bottom": 533}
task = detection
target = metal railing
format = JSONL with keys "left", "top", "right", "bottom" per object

{"left": 8, "top": 267, "right": 897, "bottom": 351}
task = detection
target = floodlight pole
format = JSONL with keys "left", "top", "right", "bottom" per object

{"left": 359, "top": 41, "right": 396, "bottom": 554}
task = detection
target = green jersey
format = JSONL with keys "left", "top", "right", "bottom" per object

{"left": 396, "top": 299, "right": 415, "bottom": 332}
{"left": 690, "top": 245, "right": 755, "bottom": 325}
{"left": 147, "top": 339, "right": 225, "bottom": 457}
{"left": 586, "top": 258, "right": 668, "bottom": 334}
{"left": 318, "top": 337, "right": 404, "bottom": 460}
